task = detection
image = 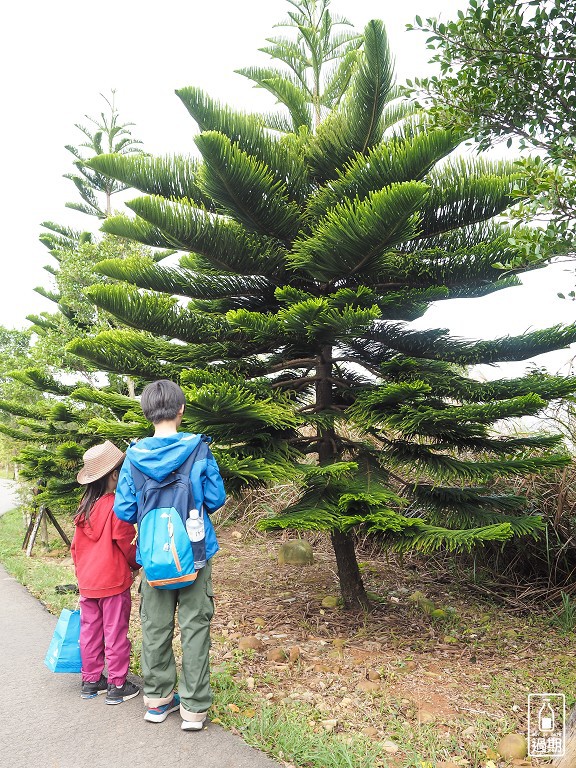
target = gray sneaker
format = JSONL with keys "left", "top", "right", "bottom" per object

{"left": 81, "top": 674, "right": 108, "bottom": 699}
{"left": 105, "top": 680, "right": 140, "bottom": 705}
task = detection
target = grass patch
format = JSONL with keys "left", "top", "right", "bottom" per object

{"left": 211, "top": 662, "right": 391, "bottom": 768}
{"left": 553, "top": 591, "right": 576, "bottom": 635}
{"left": 208, "top": 662, "right": 522, "bottom": 767}
{"left": 0, "top": 509, "right": 76, "bottom": 613}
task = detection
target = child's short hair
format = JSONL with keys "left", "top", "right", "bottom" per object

{"left": 141, "top": 380, "right": 186, "bottom": 424}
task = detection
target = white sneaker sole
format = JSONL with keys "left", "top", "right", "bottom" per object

{"left": 181, "top": 719, "right": 206, "bottom": 731}
{"left": 144, "top": 704, "right": 180, "bottom": 723}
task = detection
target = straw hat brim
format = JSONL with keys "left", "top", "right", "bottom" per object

{"left": 77, "top": 441, "right": 126, "bottom": 485}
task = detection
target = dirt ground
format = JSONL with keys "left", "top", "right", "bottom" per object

{"left": 160, "top": 524, "right": 573, "bottom": 766}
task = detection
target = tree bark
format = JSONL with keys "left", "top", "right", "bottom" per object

{"left": 26, "top": 508, "right": 44, "bottom": 557}
{"left": 40, "top": 509, "right": 49, "bottom": 550}
{"left": 316, "top": 345, "right": 370, "bottom": 609}
{"left": 315, "top": 346, "right": 334, "bottom": 457}
{"left": 45, "top": 507, "right": 71, "bottom": 548}
{"left": 331, "top": 529, "right": 370, "bottom": 610}
{"left": 126, "top": 376, "right": 136, "bottom": 399}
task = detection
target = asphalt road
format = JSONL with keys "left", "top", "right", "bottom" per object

{"left": 0, "top": 496, "right": 280, "bottom": 767}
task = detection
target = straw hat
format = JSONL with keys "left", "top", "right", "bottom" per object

{"left": 77, "top": 441, "right": 125, "bottom": 485}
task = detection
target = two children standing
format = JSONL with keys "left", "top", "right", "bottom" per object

{"left": 71, "top": 379, "right": 226, "bottom": 729}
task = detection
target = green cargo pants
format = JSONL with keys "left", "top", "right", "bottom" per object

{"left": 139, "top": 560, "right": 214, "bottom": 714}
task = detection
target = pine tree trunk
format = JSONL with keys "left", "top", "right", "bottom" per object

{"left": 331, "top": 529, "right": 370, "bottom": 610}
{"left": 315, "top": 345, "right": 370, "bottom": 609}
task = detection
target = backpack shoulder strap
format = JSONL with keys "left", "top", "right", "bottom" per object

{"left": 130, "top": 460, "right": 148, "bottom": 493}
{"left": 176, "top": 437, "right": 209, "bottom": 477}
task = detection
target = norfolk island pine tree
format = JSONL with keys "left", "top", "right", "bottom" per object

{"left": 58, "top": 1, "right": 576, "bottom": 608}
{"left": 0, "top": 96, "right": 165, "bottom": 513}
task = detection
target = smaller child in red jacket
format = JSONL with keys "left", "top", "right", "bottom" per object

{"left": 71, "top": 441, "right": 140, "bottom": 705}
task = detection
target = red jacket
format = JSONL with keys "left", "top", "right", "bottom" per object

{"left": 71, "top": 493, "right": 139, "bottom": 598}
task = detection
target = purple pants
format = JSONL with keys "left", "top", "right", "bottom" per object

{"left": 80, "top": 588, "right": 132, "bottom": 687}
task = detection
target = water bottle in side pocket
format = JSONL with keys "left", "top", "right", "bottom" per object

{"left": 185, "top": 508, "right": 206, "bottom": 568}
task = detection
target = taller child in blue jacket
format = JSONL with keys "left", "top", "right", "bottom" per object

{"left": 114, "top": 379, "right": 226, "bottom": 730}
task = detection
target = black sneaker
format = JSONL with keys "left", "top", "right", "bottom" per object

{"left": 81, "top": 674, "right": 108, "bottom": 699}
{"left": 105, "top": 680, "right": 140, "bottom": 705}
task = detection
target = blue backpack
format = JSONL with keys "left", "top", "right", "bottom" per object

{"left": 131, "top": 441, "right": 208, "bottom": 590}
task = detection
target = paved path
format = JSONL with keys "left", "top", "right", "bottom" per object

{"left": 0, "top": 548, "right": 280, "bottom": 766}
{"left": 0, "top": 478, "right": 18, "bottom": 516}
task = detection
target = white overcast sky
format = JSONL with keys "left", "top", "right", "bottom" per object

{"left": 2, "top": 0, "right": 575, "bottom": 378}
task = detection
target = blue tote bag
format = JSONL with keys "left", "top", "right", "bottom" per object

{"left": 44, "top": 608, "right": 82, "bottom": 673}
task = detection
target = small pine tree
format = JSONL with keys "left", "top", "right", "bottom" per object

{"left": 64, "top": 89, "right": 144, "bottom": 219}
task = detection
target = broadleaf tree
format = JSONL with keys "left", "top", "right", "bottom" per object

{"left": 61, "top": 0, "right": 576, "bottom": 607}
{"left": 408, "top": 0, "right": 576, "bottom": 265}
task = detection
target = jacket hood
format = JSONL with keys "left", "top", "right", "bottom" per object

{"left": 126, "top": 432, "right": 203, "bottom": 482}
{"left": 74, "top": 493, "right": 115, "bottom": 541}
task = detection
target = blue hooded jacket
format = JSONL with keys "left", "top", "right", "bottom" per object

{"left": 114, "top": 432, "right": 225, "bottom": 566}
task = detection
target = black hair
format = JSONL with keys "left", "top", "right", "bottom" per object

{"left": 76, "top": 469, "right": 118, "bottom": 525}
{"left": 140, "top": 379, "right": 186, "bottom": 424}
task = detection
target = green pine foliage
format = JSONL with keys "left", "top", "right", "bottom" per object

{"left": 22, "top": 1, "right": 576, "bottom": 605}
{"left": 236, "top": 0, "right": 363, "bottom": 130}
{"left": 0, "top": 390, "right": 109, "bottom": 511}
{"left": 0, "top": 96, "right": 153, "bottom": 513}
